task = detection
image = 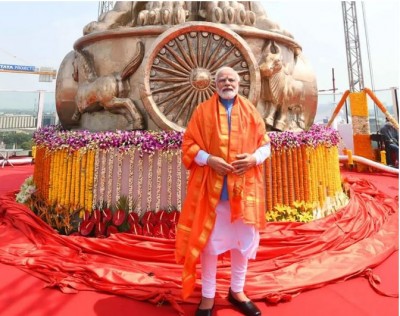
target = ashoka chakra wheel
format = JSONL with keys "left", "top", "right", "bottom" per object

{"left": 142, "top": 22, "right": 260, "bottom": 131}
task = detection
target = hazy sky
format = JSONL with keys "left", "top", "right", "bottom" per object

{"left": 0, "top": 1, "right": 398, "bottom": 94}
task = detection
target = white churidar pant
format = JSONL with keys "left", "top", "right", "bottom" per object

{"left": 200, "top": 200, "right": 260, "bottom": 298}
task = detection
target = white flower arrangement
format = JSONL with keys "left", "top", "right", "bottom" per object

{"left": 16, "top": 176, "right": 36, "bottom": 204}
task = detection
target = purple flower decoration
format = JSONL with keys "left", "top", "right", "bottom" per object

{"left": 33, "top": 126, "right": 184, "bottom": 155}
{"left": 33, "top": 124, "right": 340, "bottom": 153}
{"left": 269, "top": 124, "right": 341, "bottom": 149}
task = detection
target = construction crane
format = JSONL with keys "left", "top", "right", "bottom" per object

{"left": 0, "top": 64, "right": 57, "bottom": 82}
{"left": 342, "top": 1, "right": 385, "bottom": 133}
{"left": 342, "top": 1, "right": 364, "bottom": 93}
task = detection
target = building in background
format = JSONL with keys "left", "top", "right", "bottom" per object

{"left": 0, "top": 112, "right": 56, "bottom": 130}
{"left": 42, "top": 112, "right": 57, "bottom": 127}
{"left": 0, "top": 114, "right": 36, "bottom": 130}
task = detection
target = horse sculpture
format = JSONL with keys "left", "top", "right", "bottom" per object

{"left": 71, "top": 42, "right": 145, "bottom": 130}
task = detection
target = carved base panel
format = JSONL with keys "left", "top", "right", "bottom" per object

{"left": 78, "top": 111, "right": 133, "bottom": 132}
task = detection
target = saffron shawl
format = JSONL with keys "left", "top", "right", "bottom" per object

{"left": 175, "top": 93, "right": 269, "bottom": 299}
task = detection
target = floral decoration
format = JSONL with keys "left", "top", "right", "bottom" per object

{"left": 18, "top": 188, "right": 180, "bottom": 238}
{"left": 24, "top": 123, "right": 344, "bottom": 237}
{"left": 33, "top": 124, "right": 183, "bottom": 156}
{"left": 266, "top": 200, "right": 315, "bottom": 222}
{"left": 268, "top": 124, "right": 341, "bottom": 150}
{"left": 33, "top": 124, "right": 341, "bottom": 153}
{"left": 15, "top": 176, "right": 36, "bottom": 204}
{"left": 74, "top": 205, "right": 180, "bottom": 238}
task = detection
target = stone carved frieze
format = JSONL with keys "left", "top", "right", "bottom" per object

{"left": 83, "top": 2, "right": 291, "bottom": 36}
{"left": 56, "top": 1, "right": 317, "bottom": 132}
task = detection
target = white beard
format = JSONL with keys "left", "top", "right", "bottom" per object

{"left": 217, "top": 87, "right": 239, "bottom": 100}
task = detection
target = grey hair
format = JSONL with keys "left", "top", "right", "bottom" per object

{"left": 215, "top": 67, "right": 241, "bottom": 82}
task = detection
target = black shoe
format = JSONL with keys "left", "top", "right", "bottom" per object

{"left": 228, "top": 288, "right": 261, "bottom": 316}
{"left": 195, "top": 304, "right": 214, "bottom": 316}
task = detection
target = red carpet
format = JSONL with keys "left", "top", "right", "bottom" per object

{"left": 0, "top": 164, "right": 398, "bottom": 316}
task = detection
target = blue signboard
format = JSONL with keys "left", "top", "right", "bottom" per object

{"left": 0, "top": 64, "right": 36, "bottom": 72}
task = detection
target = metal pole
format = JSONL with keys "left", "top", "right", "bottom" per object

{"left": 361, "top": 2, "right": 379, "bottom": 133}
{"left": 344, "top": 99, "right": 349, "bottom": 123}
{"left": 392, "top": 87, "right": 399, "bottom": 121}
{"left": 332, "top": 68, "right": 336, "bottom": 103}
{"left": 36, "top": 90, "right": 44, "bottom": 129}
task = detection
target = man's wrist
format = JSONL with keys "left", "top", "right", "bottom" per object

{"left": 195, "top": 150, "right": 210, "bottom": 166}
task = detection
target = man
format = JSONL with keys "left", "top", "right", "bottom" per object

{"left": 380, "top": 117, "right": 399, "bottom": 167}
{"left": 175, "top": 67, "right": 271, "bottom": 316}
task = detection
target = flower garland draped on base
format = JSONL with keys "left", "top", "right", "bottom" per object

{"left": 0, "top": 176, "right": 397, "bottom": 315}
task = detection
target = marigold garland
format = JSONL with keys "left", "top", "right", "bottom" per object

{"left": 91, "top": 149, "right": 99, "bottom": 211}
{"left": 128, "top": 149, "right": 135, "bottom": 212}
{"left": 265, "top": 157, "right": 273, "bottom": 211}
{"left": 146, "top": 154, "right": 154, "bottom": 210}
{"left": 276, "top": 150, "right": 283, "bottom": 204}
{"left": 292, "top": 147, "right": 300, "bottom": 202}
{"left": 31, "top": 124, "right": 345, "bottom": 220}
{"left": 42, "top": 149, "right": 51, "bottom": 202}
{"left": 287, "top": 149, "right": 294, "bottom": 206}
{"left": 316, "top": 145, "right": 325, "bottom": 205}
{"left": 167, "top": 153, "right": 173, "bottom": 207}
{"left": 176, "top": 152, "right": 182, "bottom": 211}
{"left": 309, "top": 148, "right": 317, "bottom": 204}
{"left": 137, "top": 153, "right": 144, "bottom": 213}
{"left": 65, "top": 152, "right": 72, "bottom": 206}
{"left": 72, "top": 150, "right": 79, "bottom": 206}
{"left": 59, "top": 149, "right": 66, "bottom": 206}
{"left": 99, "top": 150, "right": 107, "bottom": 207}
{"left": 106, "top": 150, "right": 115, "bottom": 207}
{"left": 271, "top": 149, "right": 278, "bottom": 206}
{"left": 48, "top": 149, "right": 57, "bottom": 203}
{"left": 281, "top": 149, "right": 289, "bottom": 205}
{"left": 301, "top": 146, "right": 310, "bottom": 202}
{"left": 332, "top": 147, "right": 342, "bottom": 193}
{"left": 88, "top": 150, "right": 96, "bottom": 211}
{"left": 320, "top": 146, "right": 328, "bottom": 197}
{"left": 116, "top": 151, "right": 123, "bottom": 204}
{"left": 297, "top": 146, "right": 304, "bottom": 201}
{"left": 79, "top": 150, "right": 87, "bottom": 209}
{"left": 155, "top": 152, "right": 162, "bottom": 212}
{"left": 60, "top": 151, "right": 66, "bottom": 205}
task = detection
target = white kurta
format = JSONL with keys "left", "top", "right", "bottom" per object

{"left": 202, "top": 200, "right": 260, "bottom": 259}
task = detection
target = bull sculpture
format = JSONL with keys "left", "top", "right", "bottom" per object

{"left": 259, "top": 41, "right": 306, "bottom": 131}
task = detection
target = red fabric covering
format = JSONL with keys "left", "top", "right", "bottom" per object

{"left": 0, "top": 176, "right": 398, "bottom": 315}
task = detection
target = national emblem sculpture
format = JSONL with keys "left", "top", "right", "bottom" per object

{"left": 56, "top": 1, "right": 318, "bottom": 132}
